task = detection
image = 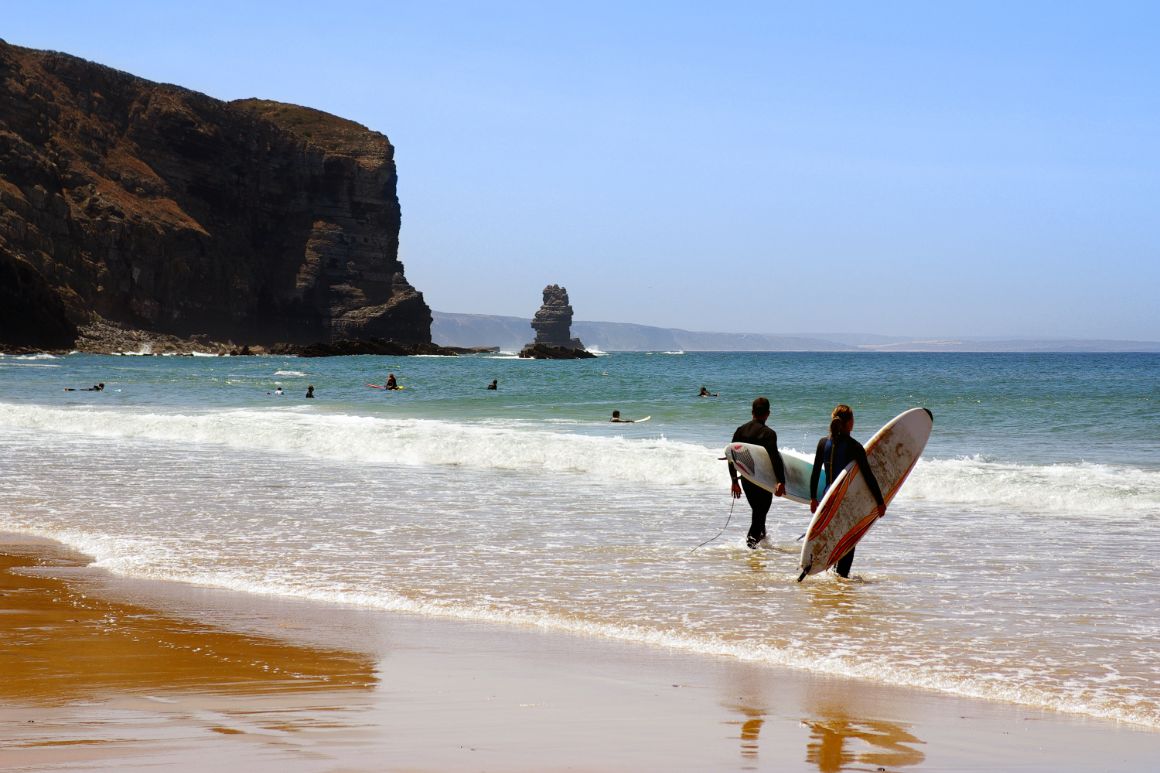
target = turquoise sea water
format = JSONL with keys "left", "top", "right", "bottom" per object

{"left": 1, "top": 351, "right": 1158, "bottom": 728}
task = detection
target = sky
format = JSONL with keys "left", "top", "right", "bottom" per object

{"left": 6, "top": 1, "right": 1160, "bottom": 340}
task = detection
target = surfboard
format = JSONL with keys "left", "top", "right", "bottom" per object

{"left": 367, "top": 384, "right": 405, "bottom": 390}
{"left": 634, "top": 416, "right": 651, "bottom": 423}
{"left": 798, "top": 407, "right": 933, "bottom": 580}
{"left": 724, "top": 444, "right": 824, "bottom": 505}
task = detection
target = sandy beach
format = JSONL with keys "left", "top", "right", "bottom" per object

{"left": 0, "top": 533, "right": 1155, "bottom": 772}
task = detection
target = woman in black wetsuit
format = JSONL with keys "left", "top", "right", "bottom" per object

{"left": 808, "top": 404, "right": 886, "bottom": 578}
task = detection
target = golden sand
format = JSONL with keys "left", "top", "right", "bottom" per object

{"left": 2, "top": 534, "right": 1157, "bottom": 772}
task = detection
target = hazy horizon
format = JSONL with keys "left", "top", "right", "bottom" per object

{"left": 431, "top": 310, "right": 1160, "bottom": 352}
{"left": 7, "top": 2, "right": 1159, "bottom": 340}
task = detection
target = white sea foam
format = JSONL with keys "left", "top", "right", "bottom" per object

{"left": 3, "top": 353, "right": 59, "bottom": 360}
{"left": 273, "top": 370, "right": 307, "bottom": 377}
{"left": 904, "top": 457, "right": 1160, "bottom": 516}
{"left": 0, "top": 403, "right": 722, "bottom": 487}
{"left": 4, "top": 403, "right": 1159, "bottom": 513}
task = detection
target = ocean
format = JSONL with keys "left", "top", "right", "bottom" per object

{"left": 1, "top": 350, "right": 1158, "bottom": 728}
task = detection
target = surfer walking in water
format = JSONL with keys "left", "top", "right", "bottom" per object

{"left": 809, "top": 404, "right": 886, "bottom": 577}
{"left": 728, "top": 397, "right": 786, "bottom": 549}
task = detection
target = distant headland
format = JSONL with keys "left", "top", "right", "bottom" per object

{"left": 433, "top": 312, "right": 1160, "bottom": 354}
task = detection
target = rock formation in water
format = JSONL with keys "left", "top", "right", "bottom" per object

{"left": 519, "top": 284, "right": 594, "bottom": 359}
{"left": 0, "top": 39, "right": 432, "bottom": 353}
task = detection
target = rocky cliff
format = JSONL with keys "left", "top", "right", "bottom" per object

{"left": 0, "top": 39, "right": 431, "bottom": 352}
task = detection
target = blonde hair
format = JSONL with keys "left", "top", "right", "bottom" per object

{"left": 829, "top": 404, "right": 853, "bottom": 439}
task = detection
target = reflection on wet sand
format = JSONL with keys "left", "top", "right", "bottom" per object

{"left": 721, "top": 668, "right": 925, "bottom": 771}
{"left": 0, "top": 543, "right": 378, "bottom": 702}
{"left": 1, "top": 540, "right": 381, "bottom": 769}
{"left": 721, "top": 669, "right": 774, "bottom": 764}
{"left": 724, "top": 700, "right": 766, "bottom": 761}
{"left": 804, "top": 715, "right": 925, "bottom": 771}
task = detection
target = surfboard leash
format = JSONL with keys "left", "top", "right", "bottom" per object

{"left": 692, "top": 497, "right": 735, "bottom": 552}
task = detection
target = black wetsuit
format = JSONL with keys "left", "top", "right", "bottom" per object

{"left": 810, "top": 434, "right": 885, "bottom": 577}
{"left": 730, "top": 419, "right": 786, "bottom": 547}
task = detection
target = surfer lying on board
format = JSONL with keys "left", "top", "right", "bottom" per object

{"left": 64, "top": 383, "right": 105, "bottom": 392}
{"left": 610, "top": 410, "right": 634, "bottom": 423}
{"left": 729, "top": 396, "right": 786, "bottom": 549}
{"left": 809, "top": 404, "right": 886, "bottom": 577}
{"left": 699, "top": 386, "right": 718, "bottom": 397}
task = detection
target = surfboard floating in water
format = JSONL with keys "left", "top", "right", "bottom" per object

{"left": 798, "top": 407, "right": 933, "bottom": 581}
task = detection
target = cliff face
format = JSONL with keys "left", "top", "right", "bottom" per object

{"left": 0, "top": 39, "right": 431, "bottom": 351}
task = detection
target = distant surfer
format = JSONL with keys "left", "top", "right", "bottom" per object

{"left": 64, "top": 383, "right": 104, "bottom": 392}
{"left": 699, "top": 386, "right": 718, "bottom": 397}
{"left": 385, "top": 373, "right": 398, "bottom": 390}
{"left": 728, "top": 397, "right": 786, "bottom": 549}
{"left": 305, "top": 385, "right": 315, "bottom": 398}
{"left": 487, "top": 379, "right": 498, "bottom": 390}
{"left": 809, "top": 404, "right": 886, "bottom": 578}
{"left": 274, "top": 386, "right": 284, "bottom": 396}
{"left": 610, "top": 410, "right": 634, "bottom": 423}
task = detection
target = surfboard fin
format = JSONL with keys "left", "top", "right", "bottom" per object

{"left": 797, "top": 566, "right": 809, "bottom": 582}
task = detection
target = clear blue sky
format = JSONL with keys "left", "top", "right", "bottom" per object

{"left": 7, "top": 1, "right": 1159, "bottom": 340}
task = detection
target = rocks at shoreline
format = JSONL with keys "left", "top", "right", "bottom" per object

{"left": 517, "top": 343, "right": 596, "bottom": 360}
{"left": 270, "top": 339, "right": 493, "bottom": 357}
{"left": 0, "top": 316, "right": 501, "bottom": 357}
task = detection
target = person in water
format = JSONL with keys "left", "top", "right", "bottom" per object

{"left": 487, "top": 379, "right": 498, "bottom": 390}
{"left": 699, "top": 385, "right": 718, "bottom": 397}
{"left": 385, "top": 373, "right": 398, "bottom": 390}
{"left": 305, "top": 385, "right": 315, "bottom": 398}
{"left": 809, "top": 404, "right": 886, "bottom": 578}
{"left": 728, "top": 396, "right": 786, "bottom": 549}
{"left": 273, "top": 386, "right": 284, "bottom": 396}
{"left": 64, "top": 383, "right": 104, "bottom": 392}
{"left": 610, "top": 410, "right": 634, "bottom": 423}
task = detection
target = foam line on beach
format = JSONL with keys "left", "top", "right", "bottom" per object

{"left": 22, "top": 525, "right": 1158, "bottom": 731}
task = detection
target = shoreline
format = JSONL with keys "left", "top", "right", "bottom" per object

{"left": 2, "top": 533, "right": 1157, "bottom": 771}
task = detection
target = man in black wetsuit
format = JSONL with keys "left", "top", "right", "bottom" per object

{"left": 728, "top": 396, "right": 786, "bottom": 549}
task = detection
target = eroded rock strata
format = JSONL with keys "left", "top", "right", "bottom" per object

{"left": 519, "top": 284, "right": 593, "bottom": 359}
{"left": 0, "top": 39, "right": 431, "bottom": 353}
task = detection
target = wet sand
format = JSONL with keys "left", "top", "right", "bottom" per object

{"left": 1, "top": 533, "right": 1157, "bottom": 772}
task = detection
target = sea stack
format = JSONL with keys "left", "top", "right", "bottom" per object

{"left": 519, "top": 284, "right": 595, "bottom": 359}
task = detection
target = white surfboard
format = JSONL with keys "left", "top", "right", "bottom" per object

{"left": 724, "top": 444, "right": 825, "bottom": 505}
{"left": 798, "top": 408, "right": 933, "bottom": 580}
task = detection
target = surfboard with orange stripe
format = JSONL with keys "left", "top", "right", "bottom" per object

{"left": 798, "top": 407, "right": 933, "bottom": 581}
